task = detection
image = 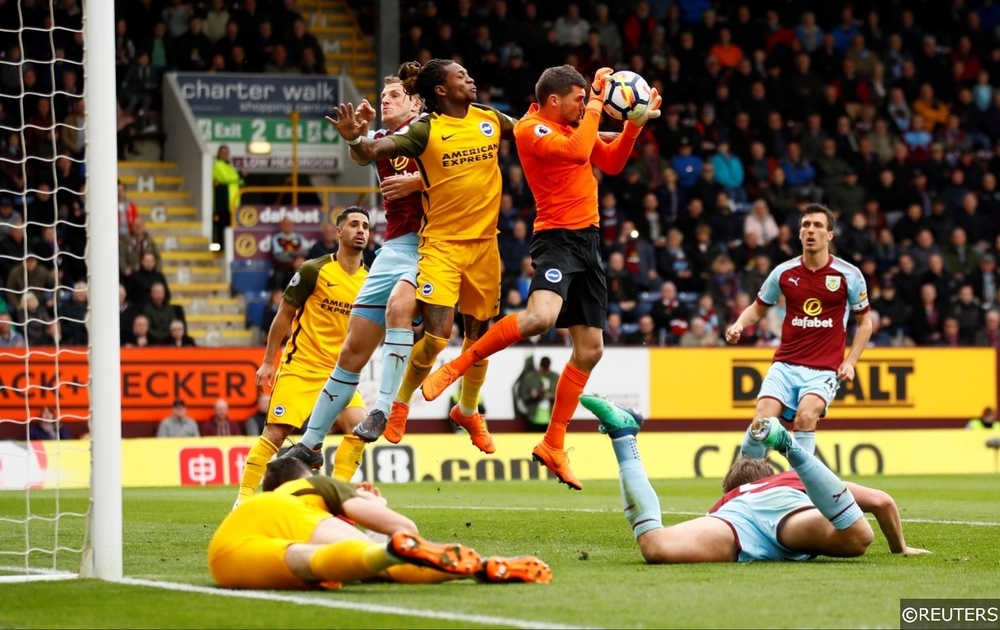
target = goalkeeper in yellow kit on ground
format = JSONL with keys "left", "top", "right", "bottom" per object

{"left": 210, "top": 458, "right": 552, "bottom": 589}
{"left": 234, "top": 207, "right": 371, "bottom": 507}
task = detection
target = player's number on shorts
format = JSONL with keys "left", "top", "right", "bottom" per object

{"left": 823, "top": 377, "right": 839, "bottom": 400}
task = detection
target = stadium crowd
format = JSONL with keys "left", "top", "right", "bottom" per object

{"left": 4, "top": 1, "right": 1000, "bottom": 351}
{"left": 391, "top": 0, "right": 1000, "bottom": 348}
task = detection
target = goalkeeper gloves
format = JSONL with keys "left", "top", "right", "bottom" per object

{"left": 589, "top": 67, "right": 613, "bottom": 103}
{"left": 627, "top": 87, "right": 663, "bottom": 129}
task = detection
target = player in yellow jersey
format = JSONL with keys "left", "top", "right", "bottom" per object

{"left": 306, "top": 59, "right": 517, "bottom": 454}
{"left": 211, "top": 458, "right": 553, "bottom": 589}
{"left": 234, "top": 207, "right": 370, "bottom": 508}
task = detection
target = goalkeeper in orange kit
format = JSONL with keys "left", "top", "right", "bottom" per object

{"left": 422, "top": 65, "right": 662, "bottom": 490}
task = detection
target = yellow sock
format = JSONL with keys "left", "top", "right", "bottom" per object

{"left": 333, "top": 434, "right": 366, "bottom": 482}
{"left": 396, "top": 332, "right": 449, "bottom": 403}
{"left": 237, "top": 436, "right": 279, "bottom": 502}
{"left": 309, "top": 540, "right": 394, "bottom": 584}
{"left": 459, "top": 337, "right": 489, "bottom": 416}
{"left": 383, "top": 564, "right": 457, "bottom": 584}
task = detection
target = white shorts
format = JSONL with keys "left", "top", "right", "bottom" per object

{"left": 351, "top": 233, "right": 419, "bottom": 327}
{"left": 758, "top": 362, "right": 838, "bottom": 421}
{"left": 709, "top": 487, "right": 816, "bottom": 562}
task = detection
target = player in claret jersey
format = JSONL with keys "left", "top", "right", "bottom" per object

{"left": 725, "top": 204, "right": 873, "bottom": 457}
{"left": 581, "top": 395, "right": 929, "bottom": 564}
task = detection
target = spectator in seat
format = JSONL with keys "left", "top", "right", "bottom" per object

{"left": 119, "top": 283, "right": 141, "bottom": 341}
{"left": 5, "top": 251, "right": 55, "bottom": 311}
{"left": 670, "top": 137, "right": 702, "bottom": 190}
{"left": 827, "top": 168, "right": 865, "bottom": 217}
{"left": 649, "top": 281, "right": 690, "bottom": 344}
{"left": 123, "top": 313, "right": 154, "bottom": 348}
{"left": 936, "top": 317, "right": 963, "bottom": 347}
{"left": 175, "top": 15, "right": 213, "bottom": 71}
{"left": 269, "top": 217, "right": 309, "bottom": 290}
{"left": 127, "top": 250, "right": 170, "bottom": 308}
{"left": 743, "top": 200, "right": 779, "bottom": 246}
{"left": 0, "top": 311, "right": 25, "bottom": 347}
{"left": 119, "top": 50, "right": 155, "bottom": 125}
{"left": 942, "top": 227, "right": 981, "bottom": 281}
{"left": 949, "top": 285, "right": 983, "bottom": 345}
{"left": 162, "top": 317, "right": 195, "bottom": 347}
{"left": 144, "top": 282, "right": 183, "bottom": 343}
{"left": 742, "top": 254, "right": 771, "bottom": 299}
{"left": 866, "top": 311, "right": 895, "bottom": 348}
{"left": 623, "top": 314, "right": 660, "bottom": 347}
{"left": 0, "top": 218, "right": 27, "bottom": 283}
{"left": 871, "top": 283, "right": 909, "bottom": 338}
{"left": 59, "top": 280, "right": 89, "bottom": 345}
{"left": 306, "top": 221, "right": 338, "bottom": 259}
{"left": 678, "top": 316, "right": 721, "bottom": 347}
{"left": 157, "top": 398, "right": 200, "bottom": 438}
{"left": 202, "top": 398, "right": 241, "bottom": 437}
{"left": 500, "top": 219, "right": 531, "bottom": 282}
{"left": 839, "top": 212, "right": 876, "bottom": 266}
{"left": 116, "top": 181, "right": 139, "bottom": 238}
{"left": 974, "top": 310, "right": 1000, "bottom": 347}
{"left": 603, "top": 311, "right": 625, "bottom": 346}
{"left": 606, "top": 251, "right": 641, "bottom": 324}
{"left": 29, "top": 407, "right": 70, "bottom": 441}
{"left": 656, "top": 229, "right": 697, "bottom": 293}
{"left": 969, "top": 254, "right": 1000, "bottom": 309}
{"left": 15, "top": 291, "right": 54, "bottom": 346}
{"left": 0, "top": 195, "right": 24, "bottom": 241}
{"left": 264, "top": 43, "right": 299, "bottom": 74}
{"left": 909, "top": 283, "right": 944, "bottom": 345}
{"left": 119, "top": 217, "right": 160, "bottom": 279}
{"left": 203, "top": 0, "right": 231, "bottom": 43}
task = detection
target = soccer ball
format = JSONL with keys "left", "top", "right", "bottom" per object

{"left": 603, "top": 71, "right": 651, "bottom": 121}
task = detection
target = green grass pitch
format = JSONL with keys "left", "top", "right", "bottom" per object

{"left": 1, "top": 474, "right": 997, "bottom": 628}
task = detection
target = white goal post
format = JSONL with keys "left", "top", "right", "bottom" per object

{"left": 82, "top": 0, "right": 123, "bottom": 582}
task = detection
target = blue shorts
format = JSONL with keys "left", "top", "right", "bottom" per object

{"left": 758, "top": 362, "right": 839, "bottom": 421}
{"left": 709, "top": 487, "right": 816, "bottom": 562}
{"left": 352, "top": 233, "right": 419, "bottom": 327}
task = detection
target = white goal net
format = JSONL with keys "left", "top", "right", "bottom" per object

{"left": 0, "top": 0, "right": 122, "bottom": 582}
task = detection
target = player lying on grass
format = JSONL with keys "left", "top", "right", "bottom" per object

{"left": 580, "top": 395, "right": 930, "bottom": 563}
{"left": 210, "top": 458, "right": 552, "bottom": 589}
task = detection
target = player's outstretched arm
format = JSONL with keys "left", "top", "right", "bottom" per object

{"left": 725, "top": 300, "right": 768, "bottom": 344}
{"left": 845, "top": 482, "right": 930, "bottom": 556}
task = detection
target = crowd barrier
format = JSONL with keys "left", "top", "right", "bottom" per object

{"left": 0, "top": 347, "right": 994, "bottom": 424}
{"left": 2, "top": 430, "right": 996, "bottom": 490}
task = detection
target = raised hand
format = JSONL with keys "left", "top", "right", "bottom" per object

{"left": 325, "top": 102, "right": 367, "bottom": 143}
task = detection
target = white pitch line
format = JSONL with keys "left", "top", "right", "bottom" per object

{"left": 409, "top": 505, "right": 1000, "bottom": 527}
{"left": 120, "top": 577, "right": 597, "bottom": 630}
